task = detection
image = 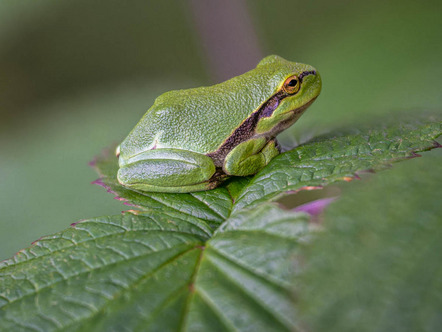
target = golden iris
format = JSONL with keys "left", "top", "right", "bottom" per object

{"left": 283, "top": 75, "right": 300, "bottom": 94}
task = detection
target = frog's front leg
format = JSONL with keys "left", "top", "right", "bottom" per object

{"left": 223, "top": 138, "right": 280, "bottom": 176}
{"left": 117, "top": 149, "right": 219, "bottom": 193}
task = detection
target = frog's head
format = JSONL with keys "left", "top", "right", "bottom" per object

{"left": 254, "top": 55, "right": 321, "bottom": 136}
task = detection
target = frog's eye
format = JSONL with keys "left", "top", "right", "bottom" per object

{"left": 283, "top": 76, "right": 300, "bottom": 94}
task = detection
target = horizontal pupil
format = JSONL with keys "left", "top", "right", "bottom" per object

{"left": 288, "top": 79, "right": 298, "bottom": 87}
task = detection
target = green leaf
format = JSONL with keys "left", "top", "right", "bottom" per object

{"left": 297, "top": 152, "right": 442, "bottom": 332}
{"left": 93, "top": 116, "right": 441, "bottom": 215}
{"left": 233, "top": 117, "right": 441, "bottom": 211}
{"left": 0, "top": 205, "right": 308, "bottom": 331}
{"left": 1, "top": 114, "right": 441, "bottom": 330}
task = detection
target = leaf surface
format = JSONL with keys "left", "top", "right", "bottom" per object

{"left": 297, "top": 152, "right": 442, "bottom": 332}
{"left": 1, "top": 114, "right": 441, "bottom": 331}
{"left": 0, "top": 205, "right": 308, "bottom": 331}
{"left": 233, "top": 117, "right": 441, "bottom": 211}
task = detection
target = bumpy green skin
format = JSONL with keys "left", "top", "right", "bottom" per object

{"left": 117, "top": 55, "right": 322, "bottom": 193}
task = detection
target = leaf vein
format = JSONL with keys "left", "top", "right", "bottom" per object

{"left": 209, "top": 245, "right": 292, "bottom": 289}
{"left": 56, "top": 246, "right": 201, "bottom": 332}
{"left": 0, "top": 242, "right": 200, "bottom": 309}
{"left": 192, "top": 287, "right": 240, "bottom": 332}
{"left": 1, "top": 228, "right": 206, "bottom": 271}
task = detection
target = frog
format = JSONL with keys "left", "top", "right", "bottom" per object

{"left": 116, "top": 55, "right": 321, "bottom": 193}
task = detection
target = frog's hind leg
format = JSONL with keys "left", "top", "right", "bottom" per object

{"left": 117, "top": 148, "right": 223, "bottom": 193}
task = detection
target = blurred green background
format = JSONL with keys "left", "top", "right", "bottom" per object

{"left": 1, "top": 0, "right": 441, "bottom": 260}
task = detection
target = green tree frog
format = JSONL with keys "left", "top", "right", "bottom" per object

{"left": 116, "top": 55, "right": 321, "bottom": 193}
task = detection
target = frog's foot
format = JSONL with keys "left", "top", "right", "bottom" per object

{"left": 117, "top": 148, "right": 222, "bottom": 193}
{"left": 223, "top": 138, "right": 280, "bottom": 176}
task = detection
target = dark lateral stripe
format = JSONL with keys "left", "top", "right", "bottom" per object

{"left": 259, "top": 91, "right": 285, "bottom": 118}
{"left": 299, "top": 70, "right": 316, "bottom": 82}
{"left": 206, "top": 91, "right": 287, "bottom": 166}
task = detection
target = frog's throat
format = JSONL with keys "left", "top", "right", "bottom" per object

{"left": 206, "top": 70, "right": 317, "bottom": 167}
{"left": 266, "top": 96, "right": 317, "bottom": 138}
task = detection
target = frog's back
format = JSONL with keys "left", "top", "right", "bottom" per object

{"left": 121, "top": 56, "right": 303, "bottom": 157}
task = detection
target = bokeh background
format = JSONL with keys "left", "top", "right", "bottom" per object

{"left": 1, "top": 0, "right": 441, "bottom": 260}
